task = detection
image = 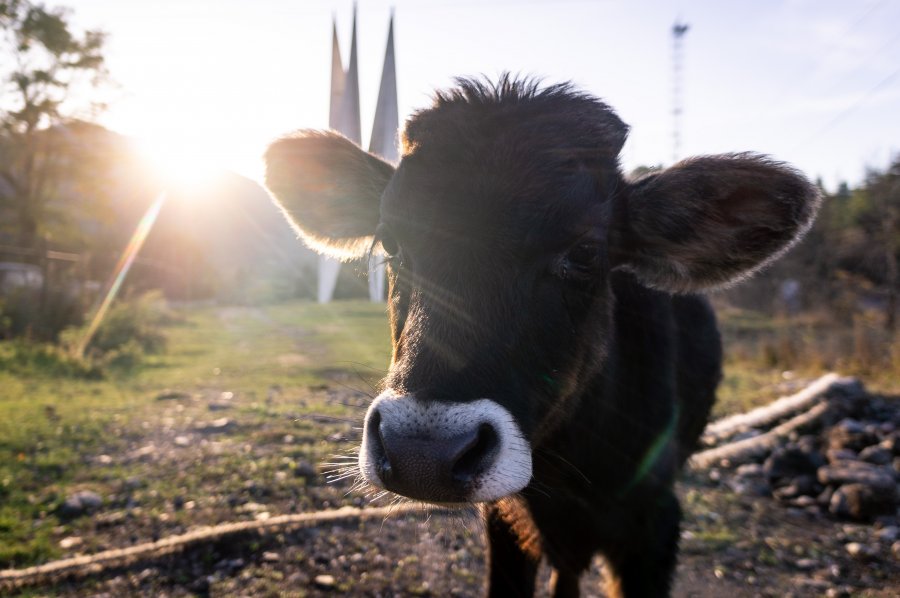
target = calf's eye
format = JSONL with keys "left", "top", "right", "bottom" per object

{"left": 376, "top": 227, "right": 400, "bottom": 257}
{"left": 568, "top": 243, "right": 601, "bottom": 269}
{"left": 559, "top": 243, "right": 602, "bottom": 280}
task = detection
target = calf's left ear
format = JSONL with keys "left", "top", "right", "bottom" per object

{"left": 610, "top": 153, "right": 821, "bottom": 293}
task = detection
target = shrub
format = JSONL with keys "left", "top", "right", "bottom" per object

{"left": 63, "top": 290, "right": 173, "bottom": 358}
{"left": 0, "top": 340, "right": 101, "bottom": 378}
{"left": 97, "top": 339, "right": 145, "bottom": 371}
{"left": 0, "top": 287, "right": 84, "bottom": 342}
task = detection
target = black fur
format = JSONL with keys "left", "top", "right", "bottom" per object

{"left": 265, "top": 76, "right": 820, "bottom": 597}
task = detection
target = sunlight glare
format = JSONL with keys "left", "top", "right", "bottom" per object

{"left": 137, "top": 132, "right": 227, "bottom": 196}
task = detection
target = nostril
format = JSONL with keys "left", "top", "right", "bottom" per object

{"left": 367, "top": 409, "right": 392, "bottom": 480}
{"left": 451, "top": 423, "right": 499, "bottom": 483}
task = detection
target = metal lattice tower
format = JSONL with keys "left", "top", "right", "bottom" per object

{"left": 672, "top": 21, "right": 689, "bottom": 163}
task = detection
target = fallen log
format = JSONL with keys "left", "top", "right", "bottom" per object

{"left": 701, "top": 373, "right": 861, "bottom": 446}
{"left": 689, "top": 401, "right": 832, "bottom": 470}
{"left": 0, "top": 503, "right": 433, "bottom": 591}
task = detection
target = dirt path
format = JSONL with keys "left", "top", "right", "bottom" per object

{"left": 8, "top": 474, "right": 898, "bottom": 597}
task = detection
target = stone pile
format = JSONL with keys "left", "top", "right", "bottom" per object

{"left": 699, "top": 375, "right": 900, "bottom": 524}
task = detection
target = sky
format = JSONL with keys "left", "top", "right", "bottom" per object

{"left": 62, "top": 0, "right": 900, "bottom": 192}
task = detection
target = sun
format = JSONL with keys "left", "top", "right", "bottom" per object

{"left": 136, "top": 132, "right": 227, "bottom": 197}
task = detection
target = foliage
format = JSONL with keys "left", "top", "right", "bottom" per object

{"left": 0, "top": 337, "right": 99, "bottom": 377}
{"left": 60, "top": 290, "right": 174, "bottom": 370}
{"left": 0, "top": 284, "right": 83, "bottom": 340}
{"left": 0, "top": 290, "right": 177, "bottom": 378}
{"left": 723, "top": 155, "right": 900, "bottom": 331}
{"left": 714, "top": 306, "right": 900, "bottom": 418}
{"left": 0, "top": 0, "right": 110, "bottom": 248}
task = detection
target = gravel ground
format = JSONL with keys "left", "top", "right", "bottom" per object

{"left": 7, "top": 475, "right": 899, "bottom": 597}
{"left": 5, "top": 384, "right": 900, "bottom": 597}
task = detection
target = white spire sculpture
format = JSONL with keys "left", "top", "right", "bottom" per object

{"left": 369, "top": 15, "right": 398, "bottom": 163}
{"left": 366, "top": 14, "right": 399, "bottom": 302}
{"left": 321, "top": 8, "right": 398, "bottom": 303}
{"left": 320, "top": 9, "right": 362, "bottom": 304}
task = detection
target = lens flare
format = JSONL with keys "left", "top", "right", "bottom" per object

{"left": 75, "top": 192, "right": 167, "bottom": 358}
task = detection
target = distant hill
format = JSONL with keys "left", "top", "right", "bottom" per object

{"left": 141, "top": 172, "right": 321, "bottom": 302}
{"left": 1, "top": 121, "right": 337, "bottom": 303}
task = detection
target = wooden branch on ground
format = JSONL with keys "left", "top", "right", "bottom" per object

{"left": 0, "top": 503, "right": 431, "bottom": 591}
{"left": 689, "top": 401, "right": 831, "bottom": 470}
{"left": 701, "top": 373, "right": 860, "bottom": 447}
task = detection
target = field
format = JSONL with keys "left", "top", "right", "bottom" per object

{"left": 1, "top": 300, "right": 898, "bottom": 596}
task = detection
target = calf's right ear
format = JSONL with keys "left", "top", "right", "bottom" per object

{"left": 610, "top": 154, "right": 821, "bottom": 293}
{"left": 264, "top": 130, "right": 395, "bottom": 259}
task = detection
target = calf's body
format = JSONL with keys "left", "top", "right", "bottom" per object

{"left": 488, "top": 274, "right": 721, "bottom": 596}
{"left": 264, "top": 77, "right": 819, "bottom": 596}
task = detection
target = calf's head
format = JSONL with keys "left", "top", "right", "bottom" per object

{"left": 265, "top": 78, "right": 819, "bottom": 504}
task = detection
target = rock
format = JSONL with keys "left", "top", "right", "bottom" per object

{"left": 218, "top": 558, "right": 245, "bottom": 571}
{"left": 123, "top": 476, "right": 144, "bottom": 491}
{"left": 128, "top": 444, "right": 157, "bottom": 461}
{"left": 795, "top": 435, "right": 820, "bottom": 454}
{"left": 826, "top": 448, "right": 857, "bottom": 463}
{"left": 59, "top": 536, "right": 83, "bottom": 549}
{"left": 195, "top": 418, "right": 235, "bottom": 433}
{"left": 881, "top": 434, "right": 900, "bottom": 456}
{"left": 728, "top": 462, "right": 769, "bottom": 495}
{"left": 773, "top": 475, "right": 821, "bottom": 501}
{"left": 156, "top": 390, "right": 191, "bottom": 401}
{"left": 817, "top": 486, "right": 834, "bottom": 507}
{"left": 817, "top": 462, "right": 896, "bottom": 491}
{"left": 844, "top": 542, "right": 876, "bottom": 560}
{"left": 875, "top": 526, "right": 899, "bottom": 543}
{"left": 735, "top": 463, "right": 765, "bottom": 477}
{"left": 188, "top": 577, "right": 210, "bottom": 594}
{"left": 294, "top": 461, "right": 318, "bottom": 482}
{"left": 174, "top": 435, "right": 191, "bottom": 447}
{"left": 314, "top": 574, "right": 336, "bottom": 589}
{"left": 727, "top": 476, "right": 770, "bottom": 497}
{"left": 827, "top": 419, "right": 877, "bottom": 452}
{"left": 765, "top": 447, "right": 824, "bottom": 488}
{"left": 794, "top": 558, "right": 818, "bottom": 570}
{"left": 859, "top": 445, "right": 893, "bottom": 466}
{"left": 789, "top": 495, "right": 817, "bottom": 508}
{"left": 829, "top": 483, "right": 898, "bottom": 521}
{"left": 209, "top": 391, "right": 235, "bottom": 411}
{"left": 262, "top": 551, "right": 281, "bottom": 562}
{"left": 59, "top": 490, "right": 103, "bottom": 518}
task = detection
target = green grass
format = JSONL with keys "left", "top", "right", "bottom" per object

{"left": 0, "top": 300, "right": 390, "bottom": 568}
{"left": 715, "top": 306, "right": 900, "bottom": 417}
{"left": 1, "top": 299, "right": 896, "bottom": 569}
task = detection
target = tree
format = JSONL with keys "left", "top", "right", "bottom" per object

{"left": 862, "top": 158, "right": 900, "bottom": 330}
{"left": 0, "top": 0, "right": 107, "bottom": 251}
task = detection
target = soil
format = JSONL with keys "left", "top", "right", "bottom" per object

{"left": 4, "top": 384, "right": 899, "bottom": 597}
{"left": 8, "top": 473, "right": 900, "bottom": 595}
